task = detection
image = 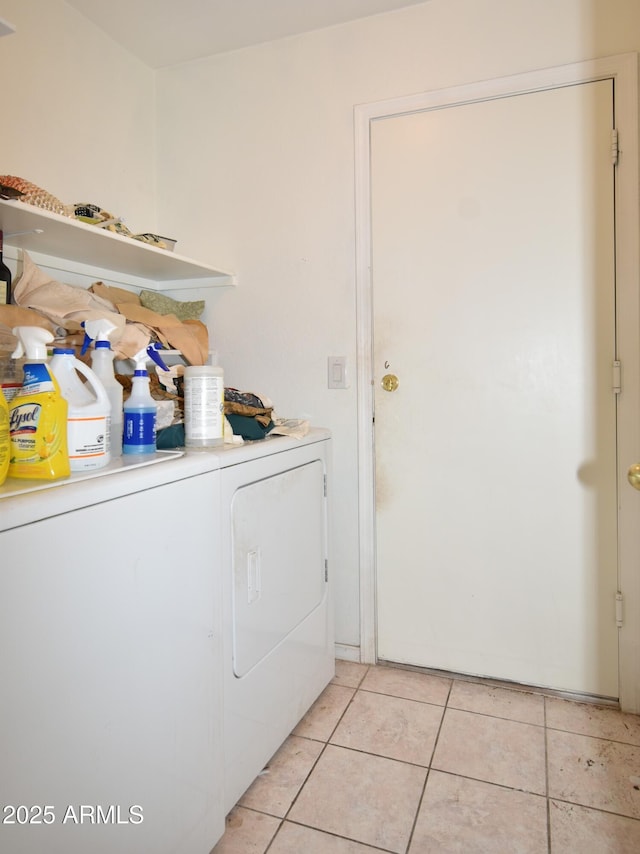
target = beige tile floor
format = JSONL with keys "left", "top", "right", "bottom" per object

{"left": 212, "top": 661, "right": 640, "bottom": 853}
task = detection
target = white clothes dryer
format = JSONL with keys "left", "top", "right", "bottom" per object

{"left": 214, "top": 428, "right": 333, "bottom": 812}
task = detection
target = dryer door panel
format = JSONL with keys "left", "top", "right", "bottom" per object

{"left": 231, "top": 459, "right": 326, "bottom": 678}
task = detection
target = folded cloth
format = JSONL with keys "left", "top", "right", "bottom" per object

{"left": 224, "top": 400, "right": 273, "bottom": 427}
{"left": 226, "top": 413, "right": 274, "bottom": 440}
{"left": 156, "top": 423, "right": 185, "bottom": 449}
{"left": 139, "top": 290, "right": 205, "bottom": 322}
{"left": 224, "top": 416, "right": 243, "bottom": 444}
{"left": 157, "top": 417, "right": 244, "bottom": 448}
{"left": 224, "top": 388, "right": 273, "bottom": 409}
{"left": 224, "top": 387, "right": 274, "bottom": 427}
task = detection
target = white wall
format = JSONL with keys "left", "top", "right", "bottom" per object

{"left": 1, "top": 0, "right": 156, "bottom": 231}
{"left": 3, "top": 0, "right": 640, "bottom": 652}
{"left": 156, "top": 0, "right": 640, "bottom": 651}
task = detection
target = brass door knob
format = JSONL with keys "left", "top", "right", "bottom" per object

{"left": 381, "top": 373, "right": 399, "bottom": 392}
{"left": 628, "top": 463, "right": 640, "bottom": 491}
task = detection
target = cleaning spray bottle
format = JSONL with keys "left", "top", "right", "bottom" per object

{"left": 123, "top": 343, "right": 169, "bottom": 455}
{"left": 82, "top": 320, "right": 123, "bottom": 458}
{"left": 8, "top": 326, "right": 70, "bottom": 480}
{"left": 49, "top": 347, "right": 111, "bottom": 472}
{"left": 0, "top": 378, "right": 9, "bottom": 485}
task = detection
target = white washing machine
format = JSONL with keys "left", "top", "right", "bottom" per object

{"left": 0, "top": 452, "right": 225, "bottom": 854}
{"left": 215, "top": 428, "right": 334, "bottom": 812}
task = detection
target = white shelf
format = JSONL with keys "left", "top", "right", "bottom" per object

{"left": 0, "top": 198, "right": 235, "bottom": 290}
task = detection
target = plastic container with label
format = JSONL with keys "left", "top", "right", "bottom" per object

{"left": 123, "top": 344, "right": 169, "bottom": 456}
{"left": 184, "top": 364, "right": 224, "bottom": 448}
{"left": 8, "top": 327, "right": 70, "bottom": 480}
{"left": 49, "top": 348, "right": 111, "bottom": 471}
{"left": 83, "top": 320, "right": 123, "bottom": 458}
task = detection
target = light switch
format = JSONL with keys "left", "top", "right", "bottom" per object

{"left": 328, "top": 356, "right": 347, "bottom": 389}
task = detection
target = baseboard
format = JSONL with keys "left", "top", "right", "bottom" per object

{"left": 335, "top": 643, "right": 361, "bottom": 662}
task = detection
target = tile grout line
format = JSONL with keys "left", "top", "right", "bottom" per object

{"left": 402, "top": 675, "right": 455, "bottom": 854}
{"left": 263, "top": 666, "right": 373, "bottom": 852}
{"left": 547, "top": 796, "right": 640, "bottom": 822}
{"left": 377, "top": 659, "right": 620, "bottom": 708}
{"left": 545, "top": 723, "right": 640, "bottom": 747}
{"left": 262, "top": 814, "right": 396, "bottom": 854}
{"left": 544, "top": 695, "right": 552, "bottom": 854}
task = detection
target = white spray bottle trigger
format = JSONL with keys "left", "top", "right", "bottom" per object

{"left": 11, "top": 326, "right": 54, "bottom": 360}
{"left": 81, "top": 319, "right": 118, "bottom": 355}
{"left": 132, "top": 343, "right": 170, "bottom": 374}
{"left": 131, "top": 347, "right": 149, "bottom": 377}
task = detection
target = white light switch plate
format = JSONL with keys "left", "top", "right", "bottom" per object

{"left": 328, "top": 356, "right": 348, "bottom": 389}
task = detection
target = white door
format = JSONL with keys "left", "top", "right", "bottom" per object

{"left": 372, "top": 80, "right": 619, "bottom": 697}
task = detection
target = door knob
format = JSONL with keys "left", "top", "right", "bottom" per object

{"left": 628, "top": 463, "right": 640, "bottom": 491}
{"left": 381, "top": 373, "right": 399, "bottom": 392}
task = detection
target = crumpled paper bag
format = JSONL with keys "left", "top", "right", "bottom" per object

{"left": 89, "top": 283, "right": 208, "bottom": 363}
{"left": 116, "top": 303, "right": 208, "bottom": 366}
{"left": 0, "top": 306, "right": 58, "bottom": 347}
{"left": 89, "top": 281, "right": 141, "bottom": 307}
{"left": 11, "top": 251, "right": 150, "bottom": 358}
{"left": 14, "top": 251, "right": 115, "bottom": 329}
{"left": 12, "top": 252, "right": 208, "bottom": 364}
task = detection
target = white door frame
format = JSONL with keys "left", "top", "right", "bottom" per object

{"left": 354, "top": 53, "right": 640, "bottom": 712}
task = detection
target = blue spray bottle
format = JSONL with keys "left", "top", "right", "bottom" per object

{"left": 122, "top": 343, "right": 169, "bottom": 455}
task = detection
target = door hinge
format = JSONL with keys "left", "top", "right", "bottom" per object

{"left": 611, "top": 129, "right": 619, "bottom": 165}
{"left": 616, "top": 592, "right": 624, "bottom": 628}
{"left": 613, "top": 360, "right": 622, "bottom": 394}
{"left": 324, "top": 559, "right": 329, "bottom": 582}
{"left": 323, "top": 474, "right": 327, "bottom": 497}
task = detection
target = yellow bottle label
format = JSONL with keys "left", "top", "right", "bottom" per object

{"left": 8, "top": 371, "right": 70, "bottom": 480}
{"left": 0, "top": 393, "right": 9, "bottom": 485}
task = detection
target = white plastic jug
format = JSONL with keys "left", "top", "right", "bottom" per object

{"left": 91, "top": 341, "right": 123, "bottom": 457}
{"left": 49, "top": 349, "right": 112, "bottom": 471}
{"left": 184, "top": 364, "right": 224, "bottom": 448}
